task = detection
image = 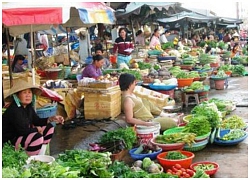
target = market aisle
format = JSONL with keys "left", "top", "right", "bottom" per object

{"left": 50, "top": 76, "right": 248, "bottom": 178}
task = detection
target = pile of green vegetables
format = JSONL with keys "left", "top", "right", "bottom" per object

{"left": 208, "top": 98, "right": 235, "bottom": 113}
{"left": 220, "top": 129, "right": 246, "bottom": 141}
{"left": 194, "top": 163, "right": 215, "bottom": 171}
{"left": 199, "top": 54, "right": 217, "bottom": 65}
{"left": 138, "top": 61, "right": 152, "bottom": 70}
{"left": 191, "top": 102, "right": 221, "bottom": 128}
{"left": 183, "top": 116, "right": 211, "bottom": 136}
{"left": 184, "top": 81, "right": 204, "bottom": 92}
{"left": 231, "top": 64, "right": 245, "bottom": 76}
{"left": 219, "top": 64, "right": 233, "bottom": 72}
{"left": 220, "top": 115, "right": 247, "bottom": 129}
{"left": 155, "top": 133, "right": 196, "bottom": 147}
{"left": 99, "top": 127, "right": 137, "bottom": 149}
{"left": 169, "top": 66, "right": 182, "bottom": 77}
{"left": 213, "top": 70, "right": 227, "bottom": 78}
{"left": 162, "top": 42, "right": 174, "bottom": 50}
{"left": 165, "top": 151, "right": 187, "bottom": 160}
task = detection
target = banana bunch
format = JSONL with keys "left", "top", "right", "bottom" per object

{"left": 155, "top": 44, "right": 162, "bottom": 51}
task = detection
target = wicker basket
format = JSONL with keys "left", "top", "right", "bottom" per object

{"left": 36, "top": 105, "right": 57, "bottom": 118}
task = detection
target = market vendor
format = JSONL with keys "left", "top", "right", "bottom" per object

{"left": 81, "top": 54, "right": 104, "bottom": 79}
{"left": 149, "top": 28, "right": 161, "bottom": 50}
{"left": 119, "top": 73, "right": 178, "bottom": 130}
{"left": 2, "top": 79, "right": 64, "bottom": 156}
{"left": 113, "top": 28, "right": 134, "bottom": 69}
{"left": 230, "top": 43, "right": 243, "bottom": 58}
{"left": 11, "top": 54, "right": 27, "bottom": 73}
{"left": 95, "top": 48, "right": 111, "bottom": 69}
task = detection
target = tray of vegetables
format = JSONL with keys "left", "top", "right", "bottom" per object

{"left": 220, "top": 115, "right": 247, "bottom": 130}
{"left": 214, "top": 129, "right": 248, "bottom": 145}
{"left": 190, "top": 161, "right": 219, "bottom": 176}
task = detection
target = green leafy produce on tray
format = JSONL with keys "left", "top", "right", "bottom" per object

{"left": 231, "top": 64, "right": 245, "bottom": 75}
{"left": 194, "top": 163, "right": 215, "bottom": 171}
{"left": 220, "top": 115, "right": 247, "bottom": 129}
{"left": 182, "top": 116, "right": 211, "bottom": 136}
{"left": 99, "top": 127, "right": 136, "bottom": 149}
{"left": 155, "top": 133, "right": 196, "bottom": 147}
{"left": 220, "top": 129, "right": 246, "bottom": 141}
{"left": 121, "top": 69, "right": 142, "bottom": 80}
{"left": 165, "top": 151, "right": 187, "bottom": 160}
{"left": 138, "top": 61, "right": 152, "bottom": 70}
{"left": 191, "top": 103, "right": 221, "bottom": 128}
{"left": 208, "top": 98, "right": 235, "bottom": 113}
{"left": 192, "top": 169, "right": 210, "bottom": 178}
{"left": 57, "top": 149, "right": 113, "bottom": 178}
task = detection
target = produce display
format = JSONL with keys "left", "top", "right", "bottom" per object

{"left": 220, "top": 129, "right": 246, "bottom": 141}
{"left": 220, "top": 115, "right": 247, "bottom": 129}
{"left": 193, "top": 163, "right": 215, "bottom": 171}
{"left": 208, "top": 98, "right": 236, "bottom": 113}
{"left": 155, "top": 133, "right": 196, "bottom": 146}
{"left": 231, "top": 64, "right": 245, "bottom": 75}
{"left": 192, "top": 169, "right": 210, "bottom": 178}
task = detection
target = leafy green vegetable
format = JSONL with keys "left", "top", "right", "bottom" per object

{"left": 166, "top": 151, "right": 187, "bottom": 160}
{"left": 121, "top": 69, "right": 142, "bottom": 80}
{"left": 2, "top": 167, "right": 20, "bottom": 178}
{"left": 183, "top": 116, "right": 211, "bottom": 136}
{"left": 189, "top": 81, "right": 204, "bottom": 90}
{"left": 2, "top": 142, "right": 28, "bottom": 169}
{"left": 57, "top": 149, "right": 113, "bottom": 178}
{"left": 221, "top": 129, "right": 246, "bottom": 141}
{"left": 99, "top": 127, "right": 137, "bottom": 149}
{"left": 220, "top": 115, "right": 247, "bottom": 129}
{"left": 232, "top": 64, "right": 245, "bottom": 75}
{"left": 138, "top": 61, "right": 152, "bottom": 70}
{"left": 191, "top": 103, "right": 221, "bottom": 128}
{"left": 162, "top": 42, "right": 174, "bottom": 50}
{"left": 192, "top": 169, "right": 210, "bottom": 178}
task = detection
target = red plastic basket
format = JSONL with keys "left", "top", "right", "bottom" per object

{"left": 190, "top": 161, "right": 219, "bottom": 176}
{"left": 157, "top": 150, "right": 195, "bottom": 171}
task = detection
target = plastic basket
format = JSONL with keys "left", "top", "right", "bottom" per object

{"left": 184, "top": 138, "right": 209, "bottom": 152}
{"left": 163, "top": 126, "right": 184, "bottom": 135}
{"left": 36, "top": 105, "right": 57, "bottom": 118}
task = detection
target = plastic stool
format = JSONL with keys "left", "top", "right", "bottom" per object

{"left": 184, "top": 93, "right": 200, "bottom": 107}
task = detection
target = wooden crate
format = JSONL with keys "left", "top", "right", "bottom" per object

{"left": 84, "top": 89, "right": 121, "bottom": 120}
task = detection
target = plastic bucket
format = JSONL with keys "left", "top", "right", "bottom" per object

{"left": 135, "top": 122, "right": 161, "bottom": 144}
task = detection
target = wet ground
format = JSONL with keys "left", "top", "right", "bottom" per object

{"left": 50, "top": 76, "right": 248, "bottom": 178}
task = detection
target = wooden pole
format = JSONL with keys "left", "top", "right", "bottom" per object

{"left": 5, "top": 27, "right": 13, "bottom": 88}
{"left": 66, "top": 28, "right": 71, "bottom": 66}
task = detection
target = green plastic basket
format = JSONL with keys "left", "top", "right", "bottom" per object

{"left": 163, "top": 127, "right": 184, "bottom": 135}
{"left": 184, "top": 144, "right": 207, "bottom": 152}
{"left": 195, "top": 131, "right": 211, "bottom": 141}
{"left": 184, "top": 138, "right": 208, "bottom": 152}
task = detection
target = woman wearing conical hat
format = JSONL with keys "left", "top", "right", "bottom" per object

{"left": 2, "top": 79, "right": 64, "bottom": 156}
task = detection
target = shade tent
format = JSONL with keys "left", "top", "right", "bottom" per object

{"left": 2, "top": 2, "right": 116, "bottom": 85}
{"left": 115, "top": 2, "right": 178, "bottom": 17}
{"left": 157, "top": 11, "right": 217, "bottom": 24}
{"left": 38, "top": 25, "right": 67, "bottom": 35}
{"left": 2, "top": 2, "right": 116, "bottom": 37}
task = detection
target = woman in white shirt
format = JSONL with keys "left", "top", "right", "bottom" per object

{"left": 135, "top": 30, "right": 145, "bottom": 46}
{"left": 159, "top": 29, "right": 170, "bottom": 44}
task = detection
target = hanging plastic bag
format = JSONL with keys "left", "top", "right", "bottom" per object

{"left": 40, "top": 87, "right": 63, "bottom": 102}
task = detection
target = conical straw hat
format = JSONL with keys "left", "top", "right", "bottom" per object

{"left": 5, "top": 79, "right": 42, "bottom": 102}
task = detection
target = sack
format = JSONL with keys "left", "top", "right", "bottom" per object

{"left": 40, "top": 87, "right": 63, "bottom": 102}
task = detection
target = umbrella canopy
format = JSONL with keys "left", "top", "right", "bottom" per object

{"left": 115, "top": 2, "right": 179, "bottom": 24}
{"left": 2, "top": 2, "right": 116, "bottom": 36}
{"left": 157, "top": 11, "right": 217, "bottom": 24}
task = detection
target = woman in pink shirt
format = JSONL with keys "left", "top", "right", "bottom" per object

{"left": 149, "top": 29, "right": 161, "bottom": 50}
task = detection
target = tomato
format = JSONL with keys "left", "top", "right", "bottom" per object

{"left": 167, "top": 169, "right": 173, "bottom": 174}
{"left": 186, "top": 169, "right": 195, "bottom": 177}
{"left": 175, "top": 171, "right": 182, "bottom": 177}
{"left": 184, "top": 173, "right": 191, "bottom": 178}
{"left": 182, "top": 171, "right": 187, "bottom": 176}
{"left": 174, "top": 163, "right": 182, "bottom": 170}
{"left": 172, "top": 166, "right": 178, "bottom": 172}
{"left": 180, "top": 168, "right": 186, "bottom": 172}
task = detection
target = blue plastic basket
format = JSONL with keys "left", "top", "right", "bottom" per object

{"left": 149, "top": 84, "right": 177, "bottom": 91}
{"left": 36, "top": 105, "right": 57, "bottom": 118}
{"left": 129, "top": 148, "right": 162, "bottom": 160}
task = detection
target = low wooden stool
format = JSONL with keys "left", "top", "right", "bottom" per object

{"left": 184, "top": 93, "right": 200, "bottom": 107}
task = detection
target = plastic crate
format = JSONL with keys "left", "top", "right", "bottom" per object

{"left": 36, "top": 105, "right": 57, "bottom": 118}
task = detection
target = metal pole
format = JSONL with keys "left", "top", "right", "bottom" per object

{"left": 66, "top": 28, "right": 71, "bottom": 66}
{"left": 5, "top": 27, "right": 13, "bottom": 88}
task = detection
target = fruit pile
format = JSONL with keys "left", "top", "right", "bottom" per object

{"left": 166, "top": 164, "right": 195, "bottom": 178}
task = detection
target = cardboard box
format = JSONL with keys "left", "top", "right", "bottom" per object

{"left": 84, "top": 88, "right": 121, "bottom": 120}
